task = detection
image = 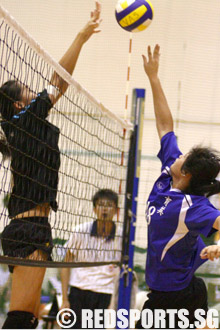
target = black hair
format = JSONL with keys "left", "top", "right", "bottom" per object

{"left": 92, "top": 189, "right": 118, "bottom": 208}
{"left": 0, "top": 80, "right": 22, "bottom": 159}
{"left": 181, "top": 146, "right": 220, "bottom": 197}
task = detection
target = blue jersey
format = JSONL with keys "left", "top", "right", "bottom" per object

{"left": 146, "top": 132, "right": 220, "bottom": 291}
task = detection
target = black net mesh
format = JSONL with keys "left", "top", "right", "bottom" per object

{"left": 0, "top": 7, "right": 132, "bottom": 268}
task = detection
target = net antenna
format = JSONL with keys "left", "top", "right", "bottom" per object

{"left": 0, "top": 4, "right": 133, "bottom": 268}
{"left": 124, "top": 32, "right": 133, "bottom": 121}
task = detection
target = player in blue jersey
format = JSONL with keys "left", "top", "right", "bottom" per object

{"left": 135, "top": 44, "right": 220, "bottom": 329}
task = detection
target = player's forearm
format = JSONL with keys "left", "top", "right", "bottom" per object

{"left": 149, "top": 76, "right": 173, "bottom": 139}
{"left": 50, "top": 33, "right": 85, "bottom": 96}
{"left": 49, "top": 2, "right": 101, "bottom": 104}
{"left": 59, "top": 32, "right": 85, "bottom": 77}
{"left": 61, "top": 268, "right": 71, "bottom": 301}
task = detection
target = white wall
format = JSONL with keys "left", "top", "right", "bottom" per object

{"left": 1, "top": 0, "right": 220, "bottom": 251}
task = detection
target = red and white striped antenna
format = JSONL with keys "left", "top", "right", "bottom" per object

{"left": 124, "top": 32, "right": 133, "bottom": 120}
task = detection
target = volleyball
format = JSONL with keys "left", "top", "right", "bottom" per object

{"left": 115, "top": 0, "right": 154, "bottom": 32}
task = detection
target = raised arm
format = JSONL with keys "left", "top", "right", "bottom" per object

{"left": 49, "top": 1, "right": 101, "bottom": 104}
{"left": 142, "top": 45, "right": 173, "bottom": 140}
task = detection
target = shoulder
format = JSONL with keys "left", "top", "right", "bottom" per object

{"left": 157, "top": 131, "right": 182, "bottom": 171}
{"left": 190, "top": 195, "right": 215, "bottom": 207}
{"left": 149, "top": 171, "right": 172, "bottom": 198}
{"left": 185, "top": 194, "right": 220, "bottom": 236}
{"left": 159, "top": 131, "right": 178, "bottom": 149}
{"left": 36, "top": 89, "right": 52, "bottom": 101}
{"left": 27, "top": 89, "right": 52, "bottom": 109}
{"left": 186, "top": 194, "right": 220, "bottom": 220}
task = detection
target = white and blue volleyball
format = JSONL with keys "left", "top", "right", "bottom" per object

{"left": 115, "top": 0, "right": 154, "bottom": 32}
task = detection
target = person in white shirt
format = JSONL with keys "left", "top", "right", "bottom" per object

{"left": 60, "top": 189, "right": 122, "bottom": 329}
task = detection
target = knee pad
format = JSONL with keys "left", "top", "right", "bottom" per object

{"left": 2, "top": 310, "right": 38, "bottom": 329}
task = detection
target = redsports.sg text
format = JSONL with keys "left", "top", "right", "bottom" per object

{"left": 57, "top": 307, "right": 219, "bottom": 329}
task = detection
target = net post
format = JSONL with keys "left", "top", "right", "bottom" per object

{"left": 117, "top": 88, "right": 146, "bottom": 326}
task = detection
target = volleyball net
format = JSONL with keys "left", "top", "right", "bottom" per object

{"left": 0, "top": 5, "right": 132, "bottom": 268}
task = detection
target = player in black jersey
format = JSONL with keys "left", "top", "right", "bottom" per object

{"left": 0, "top": 2, "right": 101, "bottom": 328}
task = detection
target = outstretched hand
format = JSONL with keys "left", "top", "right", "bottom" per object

{"left": 142, "top": 44, "right": 160, "bottom": 80}
{"left": 200, "top": 245, "right": 220, "bottom": 261}
{"left": 80, "top": 1, "right": 102, "bottom": 43}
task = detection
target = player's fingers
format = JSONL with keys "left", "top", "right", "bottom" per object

{"left": 213, "top": 248, "right": 220, "bottom": 258}
{"left": 200, "top": 252, "right": 207, "bottom": 259}
{"left": 148, "top": 46, "right": 152, "bottom": 60}
{"left": 142, "top": 54, "right": 147, "bottom": 65}
{"left": 200, "top": 247, "right": 206, "bottom": 254}
{"left": 91, "top": 19, "right": 102, "bottom": 29}
{"left": 92, "top": 2, "right": 101, "bottom": 21}
{"left": 96, "top": 1, "right": 101, "bottom": 12}
{"left": 200, "top": 247, "right": 208, "bottom": 258}
{"left": 93, "top": 10, "right": 100, "bottom": 21}
{"left": 153, "top": 44, "right": 160, "bottom": 58}
{"left": 209, "top": 251, "right": 215, "bottom": 261}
